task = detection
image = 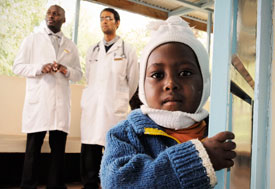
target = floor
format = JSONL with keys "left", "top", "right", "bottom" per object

{"left": 2, "top": 183, "right": 83, "bottom": 189}
{"left": 0, "top": 134, "right": 81, "bottom": 153}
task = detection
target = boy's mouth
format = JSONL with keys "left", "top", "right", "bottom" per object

{"left": 162, "top": 98, "right": 183, "bottom": 105}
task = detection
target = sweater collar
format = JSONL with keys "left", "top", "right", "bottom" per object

{"left": 140, "top": 105, "right": 209, "bottom": 130}
{"left": 127, "top": 109, "right": 208, "bottom": 144}
{"left": 128, "top": 109, "right": 163, "bottom": 135}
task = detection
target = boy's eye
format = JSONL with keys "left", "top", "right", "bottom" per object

{"left": 179, "top": 70, "right": 192, "bottom": 77}
{"left": 151, "top": 72, "right": 164, "bottom": 79}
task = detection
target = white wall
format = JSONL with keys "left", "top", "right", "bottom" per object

{"left": 0, "top": 75, "right": 84, "bottom": 152}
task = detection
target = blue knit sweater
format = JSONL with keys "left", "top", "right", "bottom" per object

{"left": 100, "top": 109, "right": 216, "bottom": 189}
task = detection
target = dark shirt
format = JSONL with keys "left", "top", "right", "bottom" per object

{"left": 105, "top": 44, "right": 114, "bottom": 52}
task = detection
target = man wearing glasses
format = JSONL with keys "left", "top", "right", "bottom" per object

{"left": 80, "top": 8, "right": 139, "bottom": 189}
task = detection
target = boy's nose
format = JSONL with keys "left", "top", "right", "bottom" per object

{"left": 164, "top": 80, "right": 179, "bottom": 91}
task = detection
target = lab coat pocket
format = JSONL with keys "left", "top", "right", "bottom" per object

{"left": 113, "top": 58, "right": 127, "bottom": 78}
{"left": 81, "top": 88, "right": 91, "bottom": 109}
{"left": 26, "top": 85, "right": 40, "bottom": 104}
{"left": 113, "top": 91, "right": 129, "bottom": 117}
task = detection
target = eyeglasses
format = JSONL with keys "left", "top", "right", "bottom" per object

{"left": 100, "top": 16, "right": 114, "bottom": 22}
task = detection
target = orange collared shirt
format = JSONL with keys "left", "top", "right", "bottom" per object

{"left": 164, "top": 121, "right": 207, "bottom": 143}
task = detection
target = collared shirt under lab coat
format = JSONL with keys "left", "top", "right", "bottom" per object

{"left": 80, "top": 38, "right": 139, "bottom": 146}
{"left": 13, "top": 28, "right": 82, "bottom": 134}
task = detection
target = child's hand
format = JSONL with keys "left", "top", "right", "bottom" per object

{"left": 202, "top": 131, "right": 236, "bottom": 171}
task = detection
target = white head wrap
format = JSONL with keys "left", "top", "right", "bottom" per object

{"left": 138, "top": 16, "right": 210, "bottom": 113}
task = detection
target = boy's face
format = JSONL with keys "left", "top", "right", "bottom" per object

{"left": 144, "top": 42, "right": 203, "bottom": 113}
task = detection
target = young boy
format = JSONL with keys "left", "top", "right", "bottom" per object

{"left": 100, "top": 16, "right": 236, "bottom": 188}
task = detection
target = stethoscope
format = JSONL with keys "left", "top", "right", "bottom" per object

{"left": 92, "top": 40, "right": 126, "bottom": 61}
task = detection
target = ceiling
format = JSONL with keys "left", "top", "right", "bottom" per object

{"left": 84, "top": 0, "right": 214, "bottom": 31}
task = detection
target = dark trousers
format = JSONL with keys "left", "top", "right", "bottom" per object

{"left": 80, "top": 144, "right": 103, "bottom": 189}
{"left": 21, "top": 130, "right": 67, "bottom": 189}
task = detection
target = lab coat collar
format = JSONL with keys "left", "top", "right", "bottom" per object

{"left": 44, "top": 27, "right": 63, "bottom": 38}
{"left": 102, "top": 37, "right": 123, "bottom": 55}
{"left": 43, "top": 27, "right": 65, "bottom": 47}
{"left": 103, "top": 35, "right": 120, "bottom": 47}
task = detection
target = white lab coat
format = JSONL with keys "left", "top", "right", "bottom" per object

{"left": 80, "top": 38, "right": 139, "bottom": 146}
{"left": 13, "top": 28, "right": 82, "bottom": 134}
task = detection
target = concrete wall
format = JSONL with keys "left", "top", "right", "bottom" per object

{"left": 0, "top": 75, "right": 84, "bottom": 152}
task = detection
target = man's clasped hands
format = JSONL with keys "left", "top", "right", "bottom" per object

{"left": 42, "top": 61, "right": 67, "bottom": 75}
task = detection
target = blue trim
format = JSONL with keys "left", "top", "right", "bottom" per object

{"left": 226, "top": 94, "right": 233, "bottom": 189}
{"left": 228, "top": 3, "right": 239, "bottom": 185}
{"left": 209, "top": 0, "right": 233, "bottom": 188}
{"left": 207, "top": 12, "right": 212, "bottom": 54}
{"left": 173, "top": 0, "right": 213, "bottom": 13}
{"left": 73, "top": 0, "right": 80, "bottom": 44}
{"left": 169, "top": 0, "right": 214, "bottom": 17}
{"left": 208, "top": 0, "right": 233, "bottom": 135}
{"left": 228, "top": 94, "right": 233, "bottom": 132}
{"left": 267, "top": 18, "right": 274, "bottom": 189}
{"left": 128, "top": 0, "right": 170, "bottom": 12}
{"left": 231, "top": 0, "right": 238, "bottom": 55}
{"left": 226, "top": 168, "right": 231, "bottom": 189}
{"left": 251, "top": 0, "right": 273, "bottom": 188}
